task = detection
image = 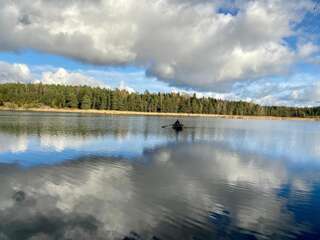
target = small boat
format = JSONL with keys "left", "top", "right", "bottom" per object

{"left": 172, "top": 120, "right": 184, "bottom": 131}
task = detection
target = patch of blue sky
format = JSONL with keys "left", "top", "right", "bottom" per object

{"left": 0, "top": 50, "right": 142, "bottom": 73}
{"left": 283, "top": 36, "right": 298, "bottom": 50}
{"left": 292, "top": 5, "right": 320, "bottom": 53}
{"left": 293, "top": 61, "right": 320, "bottom": 75}
{"left": 217, "top": 0, "right": 239, "bottom": 16}
{"left": 0, "top": 50, "right": 80, "bottom": 69}
{"left": 217, "top": 6, "right": 239, "bottom": 16}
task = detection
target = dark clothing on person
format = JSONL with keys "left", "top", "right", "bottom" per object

{"left": 172, "top": 120, "right": 183, "bottom": 131}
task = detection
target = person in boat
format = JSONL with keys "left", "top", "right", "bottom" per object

{"left": 172, "top": 120, "right": 183, "bottom": 131}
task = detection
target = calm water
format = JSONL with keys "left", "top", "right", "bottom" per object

{"left": 0, "top": 112, "right": 320, "bottom": 240}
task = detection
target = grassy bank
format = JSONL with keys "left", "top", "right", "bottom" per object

{"left": 0, "top": 107, "right": 319, "bottom": 121}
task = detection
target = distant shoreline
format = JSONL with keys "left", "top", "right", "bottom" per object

{"left": 0, "top": 107, "right": 319, "bottom": 121}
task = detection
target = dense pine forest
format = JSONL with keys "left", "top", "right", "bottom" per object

{"left": 0, "top": 83, "right": 319, "bottom": 117}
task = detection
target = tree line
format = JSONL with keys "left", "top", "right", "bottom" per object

{"left": 0, "top": 83, "right": 319, "bottom": 117}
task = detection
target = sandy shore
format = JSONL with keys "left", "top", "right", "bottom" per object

{"left": 0, "top": 107, "right": 319, "bottom": 121}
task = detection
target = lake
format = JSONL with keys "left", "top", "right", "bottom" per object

{"left": 0, "top": 111, "right": 319, "bottom": 240}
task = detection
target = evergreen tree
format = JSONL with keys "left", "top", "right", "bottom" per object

{"left": 66, "top": 92, "right": 78, "bottom": 108}
{"left": 81, "top": 95, "right": 91, "bottom": 109}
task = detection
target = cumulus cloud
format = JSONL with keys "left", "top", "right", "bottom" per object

{"left": 228, "top": 74, "right": 320, "bottom": 106}
{"left": 0, "top": 61, "right": 109, "bottom": 88}
{"left": 36, "top": 68, "right": 108, "bottom": 88}
{"left": 0, "top": 61, "right": 32, "bottom": 83}
{"left": 118, "top": 80, "right": 135, "bottom": 93}
{"left": 298, "top": 42, "right": 319, "bottom": 58}
{"left": 0, "top": 0, "right": 318, "bottom": 90}
{"left": 287, "top": 82, "right": 320, "bottom": 106}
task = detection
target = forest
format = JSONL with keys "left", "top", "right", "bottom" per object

{"left": 0, "top": 83, "right": 319, "bottom": 117}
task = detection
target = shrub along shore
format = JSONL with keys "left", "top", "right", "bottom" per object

{"left": 0, "top": 83, "right": 319, "bottom": 120}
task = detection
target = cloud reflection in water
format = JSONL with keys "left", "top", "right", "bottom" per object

{"left": 0, "top": 142, "right": 319, "bottom": 239}
{"left": 0, "top": 112, "right": 320, "bottom": 239}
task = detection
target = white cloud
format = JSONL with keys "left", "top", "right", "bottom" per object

{"left": 298, "top": 42, "right": 319, "bottom": 58}
{"left": 0, "top": 0, "right": 318, "bottom": 90}
{"left": 0, "top": 61, "right": 32, "bottom": 83}
{"left": 0, "top": 61, "right": 109, "bottom": 88}
{"left": 118, "top": 80, "right": 135, "bottom": 93}
{"left": 287, "top": 82, "right": 320, "bottom": 106}
{"left": 229, "top": 74, "right": 320, "bottom": 106}
{"left": 37, "top": 68, "right": 109, "bottom": 88}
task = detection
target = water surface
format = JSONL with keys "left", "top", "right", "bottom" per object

{"left": 0, "top": 111, "right": 320, "bottom": 240}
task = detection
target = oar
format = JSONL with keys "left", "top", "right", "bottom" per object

{"left": 161, "top": 124, "right": 173, "bottom": 128}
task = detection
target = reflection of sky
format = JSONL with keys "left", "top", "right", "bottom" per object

{"left": 0, "top": 113, "right": 320, "bottom": 167}
{"left": 0, "top": 113, "right": 320, "bottom": 239}
{"left": 0, "top": 142, "right": 320, "bottom": 239}
{"left": 207, "top": 120, "right": 320, "bottom": 164}
{"left": 0, "top": 134, "right": 170, "bottom": 167}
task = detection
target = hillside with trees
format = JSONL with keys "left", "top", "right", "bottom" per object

{"left": 0, "top": 83, "right": 319, "bottom": 118}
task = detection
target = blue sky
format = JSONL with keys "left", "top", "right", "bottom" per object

{"left": 0, "top": 0, "right": 319, "bottom": 106}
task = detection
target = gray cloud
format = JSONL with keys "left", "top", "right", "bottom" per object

{"left": 0, "top": 0, "right": 318, "bottom": 91}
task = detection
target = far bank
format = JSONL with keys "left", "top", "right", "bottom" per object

{"left": 0, "top": 107, "right": 319, "bottom": 122}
